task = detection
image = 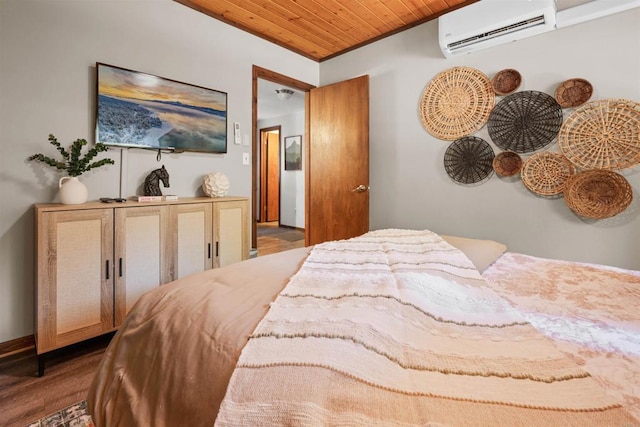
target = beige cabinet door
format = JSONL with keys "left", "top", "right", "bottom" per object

{"left": 114, "top": 205, "right": 171, "bottom": 326}
{"left": 169, "top": 203, "right": 213, "bottom": 279}
{"left": 213, "top": 200, "right": 249, "bottom": 268}
{"left": 36, "top": 209, "right": 114, "bottom": 354}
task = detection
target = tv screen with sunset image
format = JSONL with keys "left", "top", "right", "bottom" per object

{"left": 96, "top": 62, "right": 227, "bottom": 153}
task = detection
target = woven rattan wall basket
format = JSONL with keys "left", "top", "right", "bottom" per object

{"left": 492, "top": 69, "right": 522, "bottom": 96}
{"left": 521, "top": 152, "right": 575, "bottom": 196}
{"left": 488, "top": 91, "right": 563, "bottom": 153}
{"left": 555, "top": 78, "right": 593, "bottom": 108}
{"left": 559, "top": 99, "right": 640, "bottom": 170}
{"left": 444, "top": 136, "right": 495, "bottom": 185}
{"left": 493, "top": 151, "right": 523, "bottom": 177}
{"left": 419, "top": 67, "right": 495, "bottom": 141}
{"left": 563, "top": 170, "right": 633, "bottom": 219}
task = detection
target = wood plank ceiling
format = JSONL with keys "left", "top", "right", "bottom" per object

{"left": 175, "top": 0, "right": 479, "bottom": 62}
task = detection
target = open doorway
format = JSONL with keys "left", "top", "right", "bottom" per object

{"left": 253, "top": 68, "right": 370, "bottom": 255}
{"left": 252, "top": 66, "right": 314, "bottom": 256}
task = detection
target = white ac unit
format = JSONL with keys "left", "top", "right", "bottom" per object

{"left": 556, "top": 0, "right": 640, "bottom": 29}
{"left": 439, "top": 0, "right": 557, "bottom": 58}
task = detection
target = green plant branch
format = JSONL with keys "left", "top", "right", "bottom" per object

{"left": 28, "top": 134, "right": 115, "bottom": 177}
{"left": 49, "top": 134, "right": 70, "bottom": 160}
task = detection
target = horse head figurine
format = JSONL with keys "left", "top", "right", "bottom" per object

{"left": 143, "top": 165, "right": 170, "bottom": 196}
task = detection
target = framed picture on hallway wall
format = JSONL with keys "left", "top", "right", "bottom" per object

{"left": 284, "top": 135, "right": 302, "bottom": 170}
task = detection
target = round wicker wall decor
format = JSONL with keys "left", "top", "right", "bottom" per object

{"left": 493, "top": 151, "right": 523, "bottom": 177}
{"left": 492, "top": 68, "right": 522, "bottom": 96}
{"left": 559, "top": 99, "right": 640, "bottom": 171}
{"left": 444, "top": 136, "right": 495, "bottom": 184}
{"left": 488, "top": 91, "right": 563, "bottom": 153}
{"left": 564, "top": 170, "right": 632, "bottom": 219}
{"left": 555, "top": 78, "right": 593, "bottom": 108}
{"left": 521, "top": 152, "right": 575, "bottom": 196}
{"left": 419, "top": 67, "right": 495, "bottom": 141}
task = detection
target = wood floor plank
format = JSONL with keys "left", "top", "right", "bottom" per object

{"left": 256, "top": 222, "right": 305, "bottom": 256}
{"left": 0, "top": 333, "right": 112, "bottom": 426}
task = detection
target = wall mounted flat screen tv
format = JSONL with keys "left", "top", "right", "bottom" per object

{"left": 96, "top": 63, "right": 227, "bottom": 153}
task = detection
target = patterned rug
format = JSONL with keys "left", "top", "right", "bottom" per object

{"left": 27, "top": 400, "right": 93, "bottom": 427}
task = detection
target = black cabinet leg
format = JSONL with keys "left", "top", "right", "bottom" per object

{"left": 38, "top": 354, "right": 45, "bottom": 377}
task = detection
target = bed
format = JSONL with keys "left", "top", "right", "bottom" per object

{"left": 87, "top": 229, "right": 640, "bottom": 426}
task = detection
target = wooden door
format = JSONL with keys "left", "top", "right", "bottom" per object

{"left": 266, "top": 132, "right": 280, "bottom": 221}
{"left": 36, "top": 209, "right": 114, "bottom": 354}
{"left": 307, "top": 75, "right": 370, "bottom": 245}
{"left": 213, "top": 199, "right": 250, "bottom": 267}
{"left": 169, "top": 203, "right": 212, "bottom": 279}
{"left": 260, "top": 128, "right": 280, "bottom": 222}
{"left": 114, "top": 205, "right": 171, "bottom": 325}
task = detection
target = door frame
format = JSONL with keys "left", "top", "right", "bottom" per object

{"left": 252, "top": 65, "right": 315, "bottom": 249}
{"left": 258, "top": 125, "right": 281, "bottom": 223}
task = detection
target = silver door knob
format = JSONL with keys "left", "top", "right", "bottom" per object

{"left": 351, "top": 184, "right": 369, "bottom": 193}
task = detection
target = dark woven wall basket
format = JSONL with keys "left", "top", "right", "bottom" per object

{"left": 488, "top": 91, "right": 563, "bottom": 153}
{"left": 444, "top": 136, "right": 495, "bottom": 185}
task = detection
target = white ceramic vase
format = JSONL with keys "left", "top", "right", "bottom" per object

{"left": 58, "top": 176, "right": 88, "bottom": 205}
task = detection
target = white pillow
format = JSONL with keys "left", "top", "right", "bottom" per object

{"left": 440, "top": 235, "right": 507, "bottom": 273}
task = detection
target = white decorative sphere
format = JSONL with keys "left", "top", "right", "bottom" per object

{"left": 202, "top": 172, "right": 230, "bottom": 197}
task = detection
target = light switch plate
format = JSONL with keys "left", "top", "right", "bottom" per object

{"left": 242, "top": 152, "right": 250, "bottom": 165}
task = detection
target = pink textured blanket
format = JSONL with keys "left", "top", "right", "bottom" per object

{"left": 216, "top": 230, "right": 636, "bottom": 426}
{"left": 484, "top": 252, "right": 640, "bottom": 421}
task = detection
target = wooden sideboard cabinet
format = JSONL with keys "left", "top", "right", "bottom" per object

{"left": 34, "top": 196, "right": 249, "bottom": 375}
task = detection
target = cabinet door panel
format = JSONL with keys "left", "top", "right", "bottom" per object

{"left": 114, "top": 206, "right": 170, "bottom": 325}
{"left": 213, "top": 200, "right": 249, "bottom": 268}
{"left": 170, "top": 203, "right": 212, "bottom": 279}
{"left": 36, "top": 209, "right": 113, "bottom": 353}
{"left": 56, "top": 219, "right": 104, "bottom": 334}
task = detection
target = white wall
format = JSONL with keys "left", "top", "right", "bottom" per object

{"left": 0, "top": 0, "right": 318, "bottom": 343}
{"left": 320, "top": 10, "right": 640, "bottom": 270}
{"left": 257, "top": 111, "right": 305, "bottom": 228}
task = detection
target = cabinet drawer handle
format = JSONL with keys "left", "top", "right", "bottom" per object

{"left": 106, "top": 260, "right": 110, "bottom": 280}
{"left": 216, "top": 242, "right": 219, "bottom": 257}
{"left": 119, "top": 258, "right": 123, "bottom": 277}
{"left": 208, "top": 243, "right": 211, "bottom": 259}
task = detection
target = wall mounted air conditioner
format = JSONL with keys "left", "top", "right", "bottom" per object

{"left": 556, "top": 0, "right": 640, "bottom": 28}
{"left": 439, "top": 0, "right": 557, "bottom": 58}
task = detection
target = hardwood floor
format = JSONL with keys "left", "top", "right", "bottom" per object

{"left": 0, "top": 224, "right": 304, "bottom": 426}
{"left": 256, "top": 221, "right": 305, "bottom": 256}
{"left": 0, "top": 333, "right": 113, "bottom": 426}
